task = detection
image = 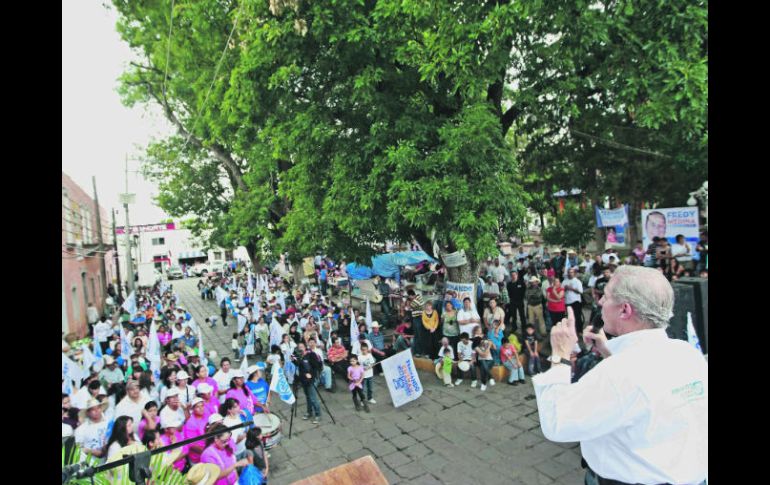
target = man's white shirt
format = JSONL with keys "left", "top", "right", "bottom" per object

{"left": 562, "top": 277, "right": 583, "bottom": 305}
{"left": 533, "top": 329, "right": 707, "bottom": 484}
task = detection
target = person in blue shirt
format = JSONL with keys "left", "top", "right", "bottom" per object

{"left": 245, "top": 364, "right": 270, "bottom": 406}
{"left": 319, "top": 266, "right": 328, "bottom": 295}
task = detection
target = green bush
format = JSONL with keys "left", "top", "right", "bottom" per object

{"left": 541, "top": 203, "right": 595, "bottom": 250}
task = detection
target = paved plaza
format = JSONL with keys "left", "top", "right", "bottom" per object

{"left": 175, "top": 278, "right": 584, "bottom": 485}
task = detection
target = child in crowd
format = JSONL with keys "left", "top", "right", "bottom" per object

{"left": 523, "top": 324, "right": 542, "bottom": 375}
{"left": 359, "top": 343, "right": 377, "bottom": 405}
{"left": 500, "top": 339, "right": 525, "bottom": 385}
{"left": 244, "top": 427, "right": 269, "bottom": 483}
{"left": 441, "top": 348, "right": 455, "bottom": 387}
{"left": 455, "top": 332, "right": 476, "bottom": 387}
{"left": 474, "top": 336, "right": 495, "bottom": 391}
{"left": 347, "top": 355, "right": 370, "bottom": 413}
{"left": 266, "top": 345, "right": 282, "bottom": 377}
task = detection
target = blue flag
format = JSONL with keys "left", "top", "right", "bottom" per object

{"left": 269, "top": 365, "right": 296, "bottom": 405}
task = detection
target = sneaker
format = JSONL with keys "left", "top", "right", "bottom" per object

{"left": 454, "top": 379, "right": 463, "bottom": 386}
{"left": 480, "top": 384, "right": 487, "bottom": 391}
{"left": 507, "top": 381, "right": 516, "bottom": 386}
{"left": 445, "top": 383, "right": 455, "bottom": 388}
{"left": 471, "top": 380, "right": 478, "bottom": 388}
{"left": 312, "top": 417, "right": 320, "bottom": 424}
{"left": 368, "top": 399, "right": 376, "bottom": 404}
{"left": 489, "top": 379, "right": 496, "bottom": 386}
{"left": 302, "top": 414, "right": 310, "bottom": 420}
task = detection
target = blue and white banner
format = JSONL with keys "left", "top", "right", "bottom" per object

{"left": 595, "top": 205, "right": 629, "bottom": 228}
{"left": 62, "top": 353, "right": 87, "bottom": 392}
{"left": 215, "top": 286, "right": 229, "bottom": 306}
{"left": 148, "top": 320, "right": 162, "bottom": 378}
{"left": 365, "top": 297, "right": 373, "bottom": 333}
{"left": 269, "top": 365, "right": 296, "bottom": 405}
{"left": 350, "top": 308, "right": 360, "bottom": 355}
{"left": 119, "top": 325, "right": 132, "bottom": 357}
{"left": 121, "top": 291, "right": 137, "bottom": 316}
{"left": 381, "top": 349, "right": 423, "bottom": 408}
{"left": 641, "top": 207, "right": 700, "bottom": 249}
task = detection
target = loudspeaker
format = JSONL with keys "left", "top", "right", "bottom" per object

{"left": 674, "top": 277, "right": 708, "bottom": 353}
{"left": 669, "top": 279, "right": 708, "bottom": 354}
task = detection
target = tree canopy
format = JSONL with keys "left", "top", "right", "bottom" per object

{"left": 112, "top": 0, "right": 707, "bottom": 278}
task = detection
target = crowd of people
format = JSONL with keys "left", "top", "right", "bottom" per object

{"left": 62, "top": 234, "right": 708, "bottom": 483}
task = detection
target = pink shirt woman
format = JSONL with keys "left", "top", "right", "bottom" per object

{"left": 157, "top": 330, "right": 172, "bottom": 347}
{"left": 183, "top": 412, "right": 209, "bottom": 464}
{"left": 225, "top": 387, "right": 258, "bottom": 415}
{"left": 347, "top": 365, "right": 364, "bottom": 391}
{"left": 160, "top": 430, "right": 187, "bottom": 472}
{"left": 200, "top": 432, "right": 246, "bottom": 485}
{"left": 137, "top": 415, "right": 159, "bottom": 441}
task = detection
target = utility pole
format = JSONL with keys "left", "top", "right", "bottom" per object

{"left": 124, "top": 155, "right": 136, "bottom": 294}
{"left": 92, "top": 177, "right": 108, "bottom": 299}
{"left": 112, "top": 209, "right": 123, "bottom": 301}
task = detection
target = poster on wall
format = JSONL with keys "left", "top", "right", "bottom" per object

{"left": 641, "top": 207, "right": 700, "bottom": 248}
{"left": 596, "top": 205, "right": 629, "bottom": 247}
{"left": 605, "top": 224, "right": 626, "bottom": 247}
{"left": 442, "top": 250, "right": 468, "bottom": 268}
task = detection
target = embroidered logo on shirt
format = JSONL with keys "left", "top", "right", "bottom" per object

{"left": 672, "top": 381, "right": 705, "bottom": 401}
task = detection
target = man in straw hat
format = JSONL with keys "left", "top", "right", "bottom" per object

{"left": 73, "top": 398, "right": 110, "bottom": 462}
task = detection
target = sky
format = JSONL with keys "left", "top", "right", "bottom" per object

{"left": 62, "top": 1, "right": 173, "bottom": 225}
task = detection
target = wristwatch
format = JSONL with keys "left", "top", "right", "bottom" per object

{"left": 548, "top": 355, "right": 571, "bottom": 366}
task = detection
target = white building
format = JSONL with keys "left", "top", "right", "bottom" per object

{"left": 116, "top": 222, "right": 249, "bottom": 280}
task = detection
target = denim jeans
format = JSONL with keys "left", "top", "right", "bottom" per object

{"left": 319, "top": 366, "right": 333, "bottom": 390}
{"left": 478, "top": 359, "right": 493, "bottom": 384}
{"left": 363, "top": 377, "right": 373, "bottom": 400}
{"left": 302, "top": 382, "right": 321, "bottom": 417}
{"left": 526, "top": 353, "right": 542, "bottom": 375}
{"left": 503, "top": 360, "right": 525, "bottom": 382}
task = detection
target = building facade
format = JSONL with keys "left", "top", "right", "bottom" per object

{"left": 62, "top": 172, "right": 116, "bottom": 337}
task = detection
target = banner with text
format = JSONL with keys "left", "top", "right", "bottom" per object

{"left": 441, "top": 250, "right": 468, "bottom": 268}
{"left": 381, "top": 349, "right": 423, "bottom": 408}
{"left": 444, "top": 281, "right": 475, "bottom": 307}
{"left": 594, "top": 205, "right": 629, "bottom": 228}
{"left": 641, "top": 207, "right": 700, "bottom": 248}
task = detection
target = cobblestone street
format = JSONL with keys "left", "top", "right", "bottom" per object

{"left": 174, "top": 277, "right": 584, "bottom": 485}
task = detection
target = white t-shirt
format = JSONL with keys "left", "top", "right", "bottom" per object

{"left": 159, "top": 405, "right": 186, "bottom": 428}
{"left": 213, "top": 369, "right": 235, "bottom": 402}
{"left": 457, "top": 308, "right": 481, "bottom": 337}
{"left": 94, "top": 322, "right": 112, "bottom": 343}
{"left": 352, "top": 339, "right": 372, "bottom": 357}
{"left": 74, "top": 418, "right": 110, "bottom": 460}
{"left": 359, "top": 353, "right": 376, "bottom": 378}
{"left": 562, "top": 277, "right": 584, "bottom": 305}
{"left": 223, "top": 415, "right": 247, "bottom": 455}
{"left": 457, "top": 340, "right": 474, "bottom": 361}
{"left": 671, "top": 243, "right": 692, "bottom": 262}
{"left": 115, "top": 395, "right": 150, "bottom": 425}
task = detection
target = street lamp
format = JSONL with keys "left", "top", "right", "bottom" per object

{"left": 687, "top": 181, "right": 708, "bottom": 227}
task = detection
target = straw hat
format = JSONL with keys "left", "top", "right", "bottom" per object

{"left": 371, "top": 321, "right": 380, "bottom": 328}
{"left": 106, "top": 443, "right": 147, "bottom": 465}
{"left": 78, "top": 398, "right": 109, "bottom": 421}
{"left": 186, "top": 463, "right": 221, "bottom": 485}
{"left": 434, "top": 362, "right": 444, "bottom": 380}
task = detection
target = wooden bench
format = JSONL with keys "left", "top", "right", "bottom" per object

{"left": 413, "top": 355, "right": 528, "bottom": 382}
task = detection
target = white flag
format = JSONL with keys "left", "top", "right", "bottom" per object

{"left": 215, "top": 286, "right": 228, "bottom": 306}
{"left": 687, "top": 312, "right": 703, "bottom": 354}
{"left": 240, "top": 355, "right": 249, "bottom": 374}
{"left": 350, "top": 308, "right": 360, "bottom": 355}
{"left": 62, "top": 353, "right": 87, "bottom": 390}
{"left": 381, "top": 349, "right": 423, "bottom": 408}
{"left": 269, "top": 366, "right": 296, "bottom": 405}
{"left": 198, "top": 328, "right": 208, "bottom": 367}
{"left": 269, "top": 316, "right": 283, "bottom": 348}
{"left": 121, "top": 291, "right": 137, "bottom": 316}
{"left": 148, "top": 319, "right": 162, "bottom": 377}
{"left": 119, "top": 324, "right": 132, "bottom": 357}
{"left": 365, "top": 297, "right": 373, "bottom": 333}
{"left": 81, "top": 345, "right": 97, "bottom": 372}
{"left": 277, "top": 291, "right": 286, "bottom": 313}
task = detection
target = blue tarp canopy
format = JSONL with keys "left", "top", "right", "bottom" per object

{"left": 346, "top": 251, "right": 438, "bottom": 281}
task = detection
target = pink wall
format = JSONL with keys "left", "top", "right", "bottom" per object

{"left": 62, "top": 172, "right": 116, "bottom": 338}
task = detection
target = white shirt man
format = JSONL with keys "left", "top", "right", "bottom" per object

{"left": 671, "top": 240, "right": 693, "bottom": 262}
{"left": 492, "top": 261, "right": 507, "bottom": 285}
{"left": 74, "top": 400, "right": 110, "bottom": 463}
{"left": 534, "top": 266, "right": 707, "bottom": 485}
{"left": 213, "top": 360, "right": 236, "bottom": 403}
{"left": 562, "top": 274, "right": 584, "bottom": 306}
{"left": 457, "top": 301, "right": 481, "bottom": 337}
{"left": 114, "top": 381, "right": 150, "bottom": 425}
{"left": 93, "top": 319, "right": 112, "bottom": 345}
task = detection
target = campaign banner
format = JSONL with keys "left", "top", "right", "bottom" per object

{"left": 605, "top": 224, "right": 626, "bottom": 247}
{"left": 641, "top": 207, "right": 699, "bottom": 248}
{"left": 442, "top": 250, "right": 468, "bottom": 268}
{"left": 116, "top": 222, "right": 176, "bottom": 235}
{"left": 444, "top": 281, "right": 475, "bottom": 307}
{"left": 381, "top": 349, "right": 423, "bottom": 408}
{"left": 595, "top": 205, "right": 629, "bottom": 228}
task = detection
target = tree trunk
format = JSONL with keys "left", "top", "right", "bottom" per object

{"left": 592, "top": 198, "right": 605, "bottom": 253}
{"left": 244, "top": 241, "right": 261, "bottom": 275}
{"left": 290, "top": 260, "right": 305, "bottom": 288}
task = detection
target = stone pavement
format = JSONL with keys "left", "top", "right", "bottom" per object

{"left": 172, "top": 277, "right": 584, "bottom": 485}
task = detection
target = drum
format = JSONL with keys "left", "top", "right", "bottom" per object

{"left": 458, "top": 361, "right": 471, "bottom": 372}
{"left": 252, "top": 412, "right": 283, "bottom": 449}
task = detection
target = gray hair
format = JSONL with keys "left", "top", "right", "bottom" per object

{"left": 609, "top": 266, "right": 674, "bottom": 329}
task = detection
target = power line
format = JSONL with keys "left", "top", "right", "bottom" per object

{"left": 180, "top": 2, "right": 243, "bottom": 153}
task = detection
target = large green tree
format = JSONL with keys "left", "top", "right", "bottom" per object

{"left": 111, "top": 0, "right": 707, "bottom": 284}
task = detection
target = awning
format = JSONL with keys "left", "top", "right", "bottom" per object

{"left": 178, "top": 251, "right": 207, "bottom": 259}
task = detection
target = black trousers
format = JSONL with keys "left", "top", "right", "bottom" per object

{"left": 508, "top": 301, "right": 526, "bottom": 331}
{"left": 568, "top": 301, "right": 584, "bottom": 334}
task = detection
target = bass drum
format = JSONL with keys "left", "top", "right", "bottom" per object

{"left": 252, "top": 412, "right": 283, "bottom": 449}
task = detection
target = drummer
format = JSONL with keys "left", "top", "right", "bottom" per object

{"left": 245, "top": 364, "right": 270, "bottom": 406}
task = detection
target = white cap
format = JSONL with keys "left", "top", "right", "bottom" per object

{"left": 161, "top": 413, "right": 184, "bottom": 428}
{"left": 165, "top": 387, "right": 180, "bottom": 398}
{"left": 196, "top": 383, "right": 213, "bottom": 394}
{"left": 176, "top": 370, "right": 190, "bottom": 381}
{"left": 190, "top": 397, "right": 204, "bottom": 408}
{"left": 207, "top": 413, "right": 224, "bottom": 425}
